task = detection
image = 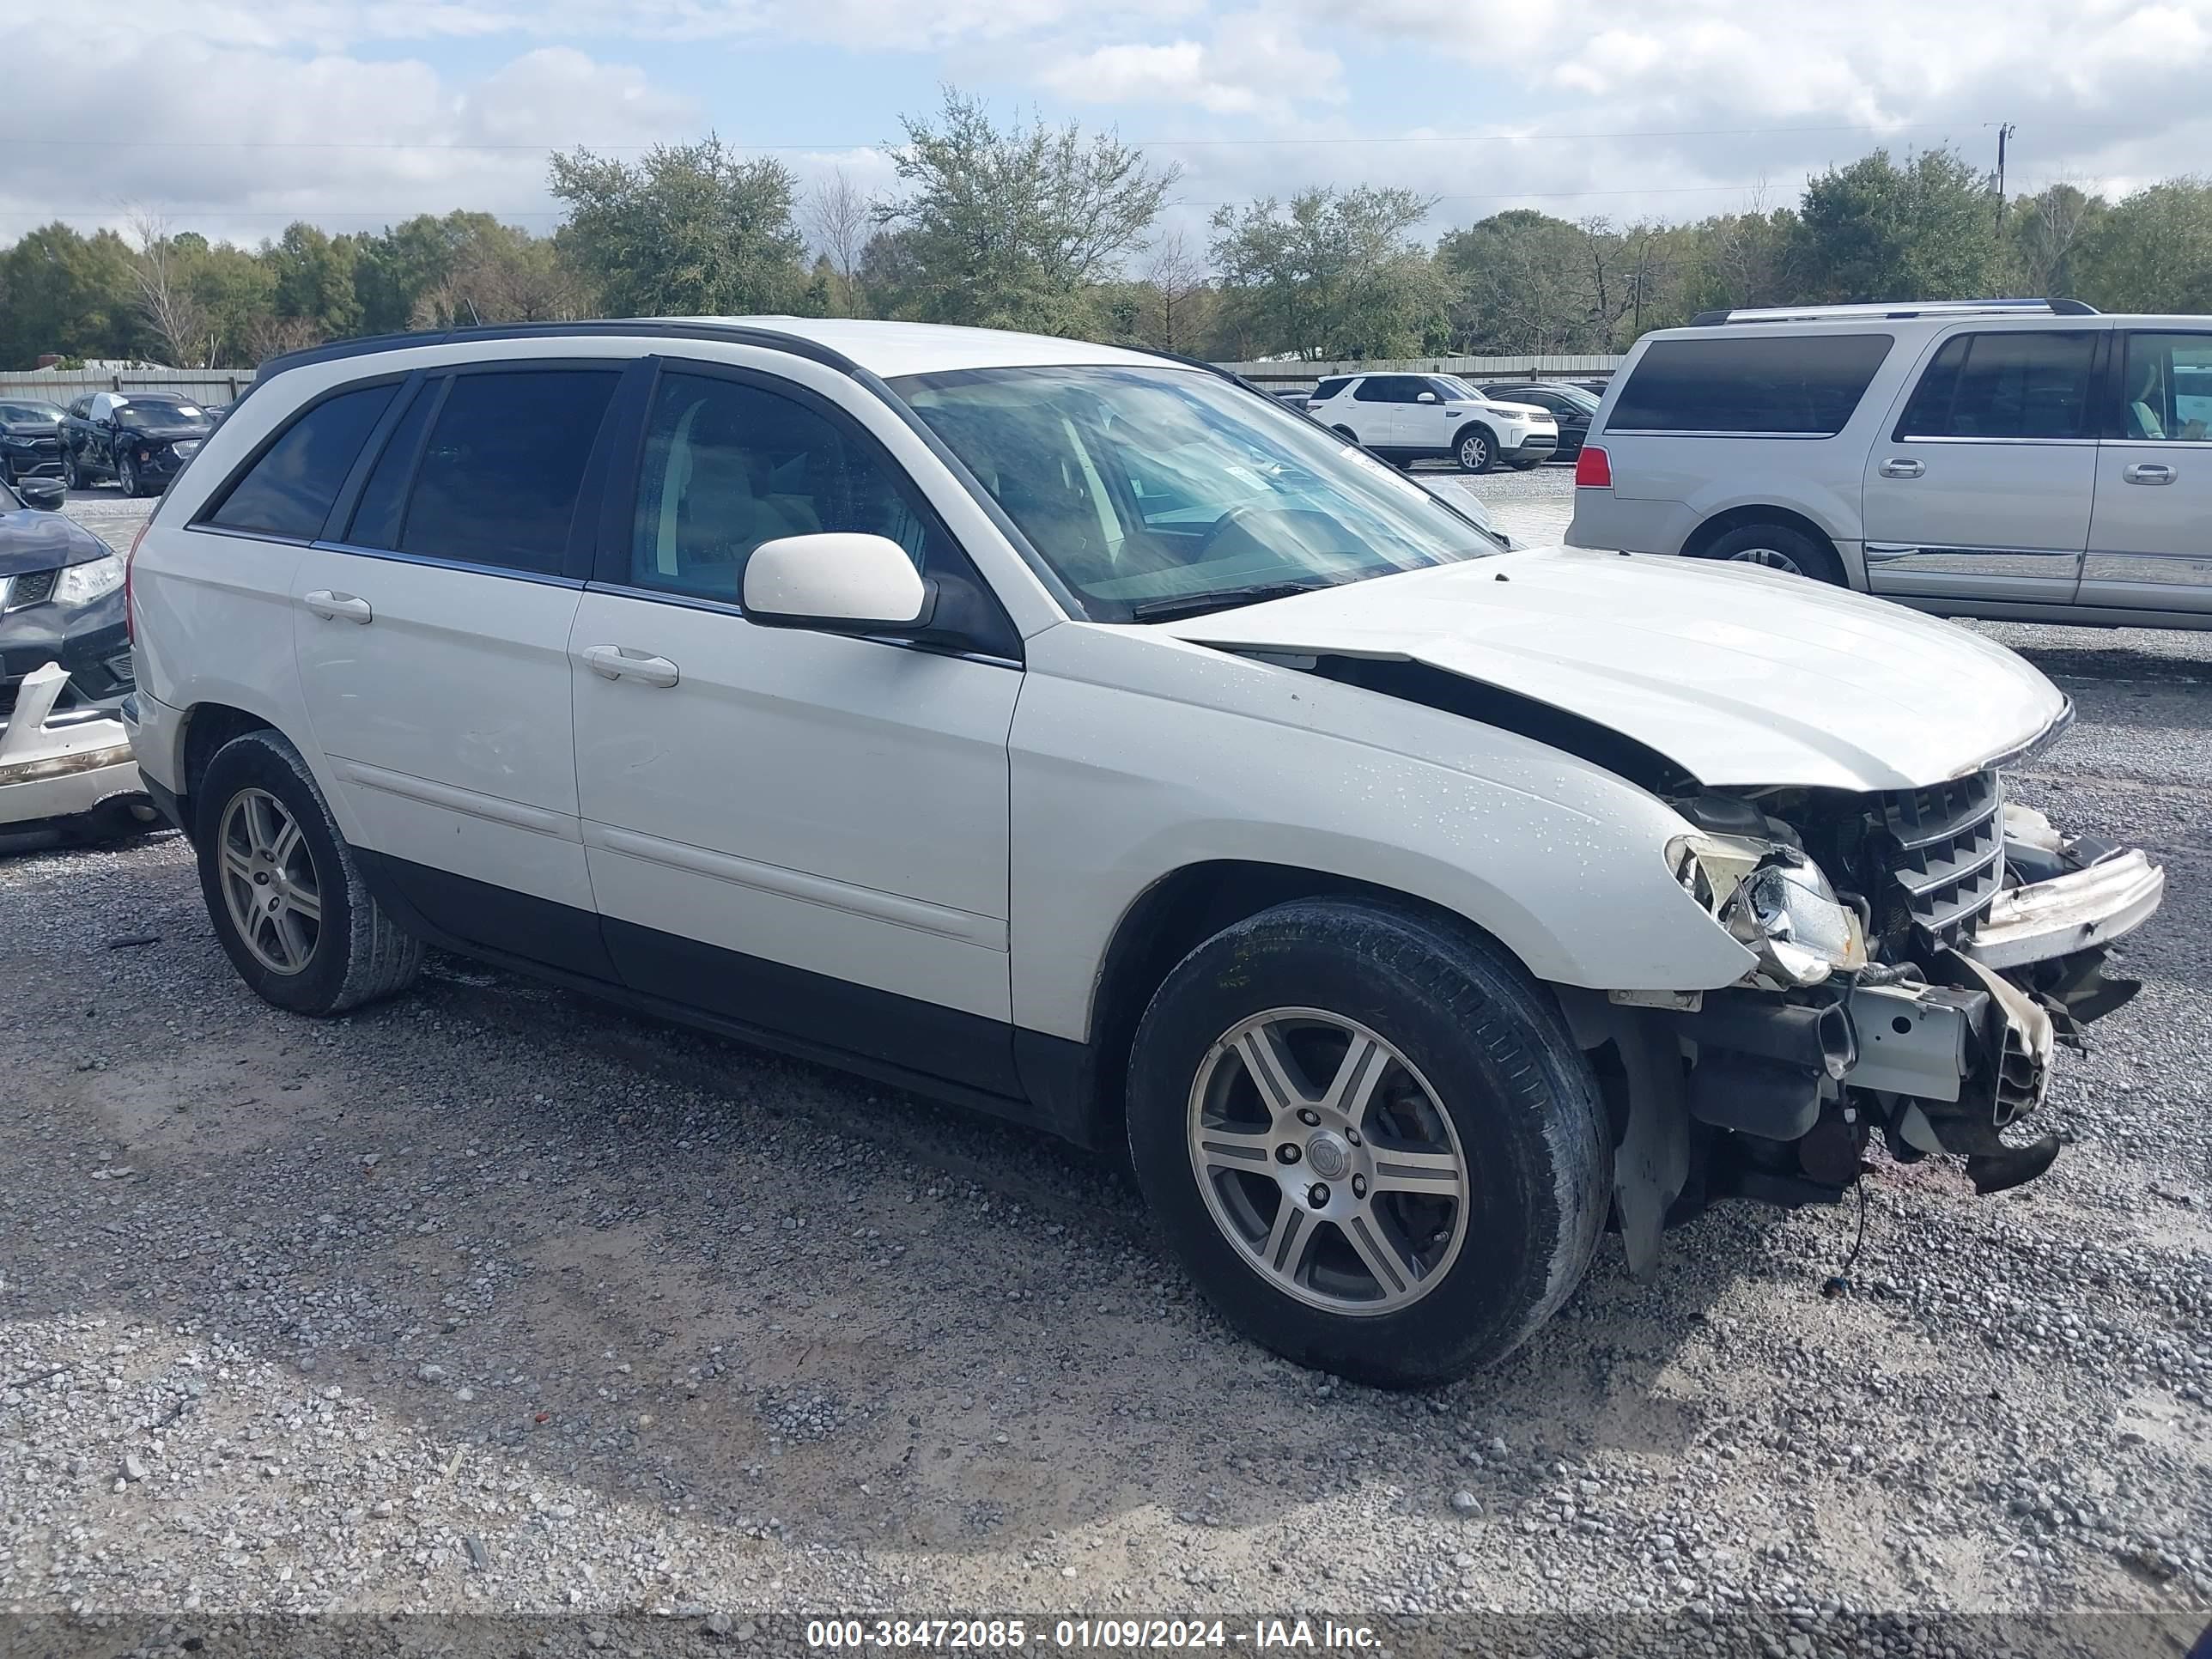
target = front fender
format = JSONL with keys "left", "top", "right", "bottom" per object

{"left": 1009, "top": 625, "right": 1754, "bottom": 1043}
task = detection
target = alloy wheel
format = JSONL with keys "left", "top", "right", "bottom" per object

{"left": 1458, "top": 433, "right": 1489, "bottom": 471}
{"left": 118, "top": 457, "right": 137, "bottom": 496}
{"left": 217, "top": 787, "right": 323, "bottom": 975}
{"left": 1186, "top": 1007, "right": 1472, "bottom": 1316}
{"left": 1728, "top": 546, "right": 1806, "bottom": 576}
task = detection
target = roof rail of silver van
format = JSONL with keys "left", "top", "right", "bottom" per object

{"left": 1686, "top": 298, "right": 2100, "bottom": 326}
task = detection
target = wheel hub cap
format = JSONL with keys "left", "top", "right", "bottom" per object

{"left": 1304, "top": 1130, "right": 1352, "bottom": 1180}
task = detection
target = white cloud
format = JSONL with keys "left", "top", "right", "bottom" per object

{"left": 0, "top": 36, "right": 696, "bottom": 247}
{"left": 1037, "top": 13, "right": 1344, "bottom": 115}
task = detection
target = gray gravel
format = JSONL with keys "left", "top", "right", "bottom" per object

{"left": 0, "top": 484, "right": 2206, "bottom": 1650}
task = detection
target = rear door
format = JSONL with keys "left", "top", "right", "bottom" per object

{"left": 2079, "top": 328, "right": 2212, "bottom": 617}
{"left": 288, "top": 361, "right": 629, "bottom": 969}
{"left": 1861, "top": 326, "right": 2106, "bottom": 605}
{"left": 1346, "top": 375, "right": 1414, "bottom": 448}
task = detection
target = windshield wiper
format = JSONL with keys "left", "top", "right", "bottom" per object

{"left": 1129, "top": 580, "right": 1340, "bottom": 623}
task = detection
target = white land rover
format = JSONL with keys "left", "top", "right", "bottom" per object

{"left": 124, "top": 319, "right": 2165, "bottom": 1387}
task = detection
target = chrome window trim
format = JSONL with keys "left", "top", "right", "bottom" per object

{"left": 308, "top": 540, "right": 586, "bottom": 590}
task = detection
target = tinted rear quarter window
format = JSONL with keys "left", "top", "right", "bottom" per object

{"left": 398, "top": 369, "right": 619, "bottom": 575}
{"left": 1608, "top": 333, "right": 1894, "bottom": 435}
{"left": 343, "top": 380, "right": 441, "bottom": 550}
{"left": 1312, "top": 378, "right": 1350, "bottom": 401}
{"left": 206, "top": 382, "right": 399, "bottom": 540}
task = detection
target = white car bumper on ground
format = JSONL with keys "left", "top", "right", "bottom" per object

{"left": 0, "top": 660, "right": 143, "bottom": 829}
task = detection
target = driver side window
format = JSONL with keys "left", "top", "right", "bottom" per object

{"left": 629, "top": 370, "right": 950, "bottom": 605}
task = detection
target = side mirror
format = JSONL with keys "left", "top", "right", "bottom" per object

{"left": 17, "top": 476, "right": 64, "bottom": 510}
{"left": 743, "top": 532, "right": 936, "bottom": 635}
{"left": 1415, "top": 391, "right": 1440, "bottom": 404}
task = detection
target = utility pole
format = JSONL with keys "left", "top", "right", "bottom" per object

{"left": 1994, "top": 122, "right": 2016, "bottom": 228}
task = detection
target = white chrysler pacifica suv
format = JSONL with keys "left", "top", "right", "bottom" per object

{"left": 125, "top": 319, "right": 2164, "bottom": 1386}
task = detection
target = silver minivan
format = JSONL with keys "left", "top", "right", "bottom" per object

{"left": 1566, "top": 299, "right": 2212, "bottom": 629}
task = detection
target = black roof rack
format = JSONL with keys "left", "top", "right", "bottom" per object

{"left": 242, "top": 318, "right": 866, "bottom": 403}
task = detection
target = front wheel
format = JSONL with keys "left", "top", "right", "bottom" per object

{"left": 1126, "top": 898, "right": 1609, "bottom": 1388}
{"left": 1455, "top": 426, "right": 1498, "bottom": 473}
{"left": 62, "top": 451, "right": 82, "bottom": 491}
{"left": 118, "top": 455, "right": 141, "bottom": 497}
{"left": 194, "top": 729, "right": 423, "bottom": 1016}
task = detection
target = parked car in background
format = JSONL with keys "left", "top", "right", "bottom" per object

{"left": 128, "top": 316, "right": 2158, "bottom": 1387}
{"left": 1270, "top": 389, "right": 1310, "bottom": 411}
{"left": 61, "top": 391, "right": 216, "bottom": 495}
{"left": 1304, "top": 373, "right": 1557, "bottom": 471}
{"left": 1569, "top": 298, "right": 2212, "bottom": 628}
{"left": 0, "top": 400, "right": 67, "bottom": 483}
{"left": 1478, "top": 380, "right": 1597, "bottom": 460}
{"left": 0, "top": 474, "right": 146, "bottom": 837}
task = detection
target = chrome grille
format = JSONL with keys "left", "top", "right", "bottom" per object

{"left": 1881, "top": 769, "right": 2004, "bottom": 947}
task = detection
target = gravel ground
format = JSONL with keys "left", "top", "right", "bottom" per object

{"left": 0, "top": 486, "right": 2206, "bottom": 1656}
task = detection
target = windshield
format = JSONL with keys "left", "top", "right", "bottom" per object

{"left": 0, "top": 402, "right": 63, "bottom": 424}
{"left": 1546, "top": 385, "right": 1601, "bottom": 415}
{"left": 118, "top": 398, "right": 212, "bottom": 428}
{"left": 894, "top": 364, "right": 1507, "bottom": 622}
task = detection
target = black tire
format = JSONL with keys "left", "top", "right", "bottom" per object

{"left": 62, "top": 451, "right": 82, "bottom": 491}
{"left": 1126, "top": 897, "right": 1609, "bottom": 1388}
{"left": 1509, "top": 458, "right": 1544, "bottom": 471}
{"left": 193, "top": 729, "right": 423, "bottom": 1016}
{"left": 1330, "top": 425, "right": 1358, "bottom": 442}
{"left": 118, "top": 454, "right": 142, "bottom": 497}
{"left": 1698, "top": 521, "right": 1845, "bottom": 585}
{"left": 1454, "top": 425, "right": 1498, "bottom": 473}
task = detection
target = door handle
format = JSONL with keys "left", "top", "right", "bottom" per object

{"left": 2123, "top": 461, "right": 2176, "bottom": 485}
{"left": 580, "top": 644, "right": 680, "bottom": 687}
{"left": 303, "top": 590, "right": 373, "bottom": 624}
{"left": 1878, "top": 458, "right": 1925, "bottom": 479}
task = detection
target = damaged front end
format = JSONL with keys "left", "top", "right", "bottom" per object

{"left": 1571, "top": 723, "right": 2164, "bottom": 1272}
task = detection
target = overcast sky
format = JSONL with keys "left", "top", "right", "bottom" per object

{"left": 7, "top": 0, "right": 2210, "bottom": 257}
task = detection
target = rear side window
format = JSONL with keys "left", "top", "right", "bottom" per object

{"left": 205, "top": 382, "right": 399, "bottom": 540}
{"left": 342, "top": 380, "right": 440, "bottom": 550}
{"left": 396, "top": 369, "right": 619, "bottom": 575}
{"left": 1896, "top": 331, "right": 2099, "bottom": 441}
{"left": 1312, "top": 377, "right": 1350, "bottom": 401}
{"left": 1353, "top": 377, "right": 1419, "bottom": 404}
{"left": 1608, "top": 334, "right": 1893, "bottom": 435}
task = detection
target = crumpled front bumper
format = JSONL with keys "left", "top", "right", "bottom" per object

{"left": 0, "top": 661, "right": 143, "bottom": 828}
{"left": 1837, "top": 805, "right": 2164, "bottom": 1190}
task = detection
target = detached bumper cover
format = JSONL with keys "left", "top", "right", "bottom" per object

{"left": 0, "top": 661, "right": 141, "bottom": 826}
{"left": 1962, "top": 849, "right": 2166, "bottom": 969}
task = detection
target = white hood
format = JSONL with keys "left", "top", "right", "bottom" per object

{"left": 1158, "top": 547, "right": 2068, "bottom": 793}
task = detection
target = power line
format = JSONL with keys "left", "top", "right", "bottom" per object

{"left": 0, "top": 119, "right": 2079, "bottom": 154}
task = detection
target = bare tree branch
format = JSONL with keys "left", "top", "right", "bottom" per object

{"left": 126, "top": 210, "right": 214, "bottom": 368}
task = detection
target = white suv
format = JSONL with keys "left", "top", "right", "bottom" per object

{"left": 125, "top": 319, "right": 2162, "bottom": 1386}
{"left": 1567, "top": 299, "right": 2212, "bottom": 628}
{"left": 1303, "top": 372, "right": 1557, "bottom": 472}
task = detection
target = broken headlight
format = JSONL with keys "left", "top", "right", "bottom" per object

{"left": 1667, "top": 832, "right": 1869, "bottom": 988}
{"left": 54, "top": 553, "right": 124, "bottom": 606}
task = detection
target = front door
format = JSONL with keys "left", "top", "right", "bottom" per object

{"left": 2080, "top": 329, "right": 2212, "bottom": 617}
{"left": 1860, "top": 327, "right": 2106, "bottom": 605}
{"left": 569, "top": 361, "right": 1024, "bottom": 1094}
{"left": 291, "top": 364, "right": 625, "bottom": 969}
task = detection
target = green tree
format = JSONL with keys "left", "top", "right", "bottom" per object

{"left": 265, "top": 222, "right": 362, "bottom": 339}
{"left": 354, "top": 210, "right": 513, "bottom": 333}
{"left": 878, "top": 88, "right": 1178, "bottom": 335}
{"left": 549, "top": 136, "right": 805, "bottom": 317}
{"left": 1791, "top": 148, "right": 2002, "bottom": 303}
{"left": 191, "top": 243, "right": 279, "bottom": 365}
{"left": 2071, "top": 179, "right": 2212, "bottom": 313}
{"left": 0, "top": 223, "right": 145, "bottom": 366}
{"left": 1211, "top": 186, "right": 1444, "bottom": 360}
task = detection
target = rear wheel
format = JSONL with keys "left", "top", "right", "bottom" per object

{"left": 1455, "top": 426, "right": 1498, "bottom": 473}
{"left": 1699, "top": 521, "right": 1845, "bottom": 585}
{"left": 1126, "top": 898, "right": 1609, "bottom": 1388}
{"left": 194, "top": 729, "right": 422, "bottom": 1016}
